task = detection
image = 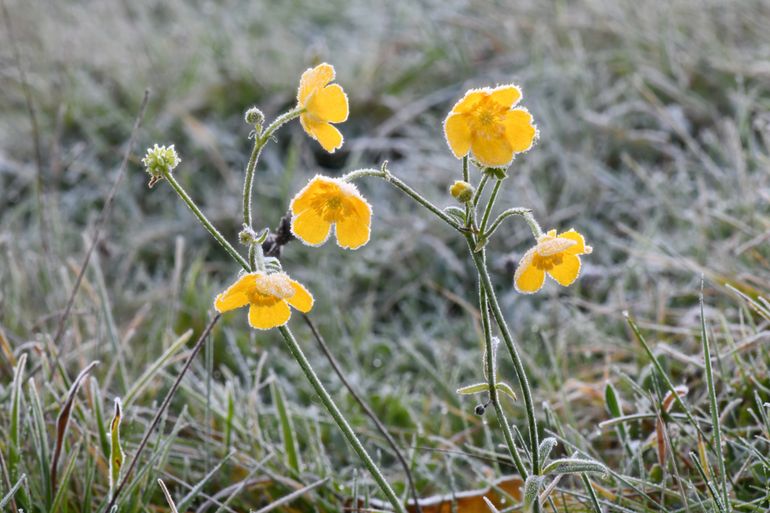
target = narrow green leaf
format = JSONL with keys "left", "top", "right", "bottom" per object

{"left": 495, "top": 382, "right": 517, "bottom": 402}
{"left": 109, "top": 398, "right": 124, "bottom": 500}
{"left": 26, "top": 379, "right": 52, "bottom": 508}
{"left": 8, "top": 353, "right": 27, "bottom": 483}
{"left": 50, "top": 443, "right": 81, "bottom": 513}
{"left": 90, "top": 377, "right": 110, "bottom": 460}
{"left": 51, "top": 361, "right": 98, "bottom": 492}
{"left": 538, "top": 437, "right": 557, "bottom": 467}
{"left": 700, "top": 286, "right": 730, "bottom": 512}
{"left": 271, "top": 381, "right": 301, "bottom": 474}
{"left": 456, "top": 382, "right": 489, "bottom": 395}
{"left": 0, "top": 474, "right": 26, "bottom": 509}
{"left": 542, "top": 458, "right": 608, "bottom": 477}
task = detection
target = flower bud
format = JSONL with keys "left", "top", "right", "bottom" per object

{"left": 238, "top": 225, "right": 258, "bottom": 246}
{"left": 244, "top": 107, "right": 265, "bottom": 127}
{"left": 141, "top": 144, "right": 180, "bottom": 188}
{"left": 449, "top": 180, "right": 474, "bottom": 203}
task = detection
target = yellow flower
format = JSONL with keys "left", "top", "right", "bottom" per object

{"left": 290, "top": 175, "right": 372, "bottom": 250}
{"left": 297, "top": 63, "right": 349, "bottom": 153}
{"left": 443, "top": 85, "right": 537, "bottom": 168}
{"left": 514, "top": 229, "right": 592, "bottom": 294}
{"left": 214, "top": 272, "right": 314, "bottom": 330}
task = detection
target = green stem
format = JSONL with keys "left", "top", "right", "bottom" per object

{"left": 471, "top": 173, "right": 489, "bottom": 209}
{"left": 462, "top": 155, "right": 469, "bottom": 182}
{"left": 163, "top": 170, "right": 249, "bottom": 271}
{"left": 480, "top": 280, "right": 528, "bottom": 478}
{"left": 242, "top": 107, "right": 304, "bottom": 270}
{"left": 278, "top": 326, "right": 406, "bottom": 513}
{"left": 345, "top": 168, "right": 462, "bottom": 231}
{"left": 479, "top": 179, "right": 503, "bottom": 234}
{"left": 466, "top": 234, "right": 540, "bottom": 475}
{"left": 482, "top": 208, "right": 536, "bottom": 241}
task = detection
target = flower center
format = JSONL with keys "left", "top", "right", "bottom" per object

{"left": 470, "top": 97, "right": 506, "bottom": 140}
{"left": 532, "top": 253, "right": 564, "bottom": 271}
{"left": 249, "top": 273, "right": 295, "bottom": 304}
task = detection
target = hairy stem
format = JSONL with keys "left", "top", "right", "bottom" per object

{"left": 479, "top": 179, "right": 503, "bottom": 234}
{"left": 242, "top": 107, "right": 303, "bottom": 269}
{"left": 163, "top": 171, "right": 249, "bottom": 270}
{"left": 466, "top": 234, "right": 540, "bottom": 475}
{"left": 278, "top": 326, "right": 406, "bottom": 513}
{"left": 480, "top": 282, "right": 528, "bottom": 478}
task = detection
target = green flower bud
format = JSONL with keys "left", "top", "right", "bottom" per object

{"left": 244, "top": 107, "right": 265, "bottom": 127}
{"left": 449, "top": 180, "right": 474, "bottom": 203}
{"left": 238, "top": 225, "right": 258, "bottom": 246}
{"left": 141, "top": 144, "right": 180, "bottom": 188}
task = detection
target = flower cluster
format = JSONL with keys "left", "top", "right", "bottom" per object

{"left": 199, "top": 64, "right": 592, "bottom": 330}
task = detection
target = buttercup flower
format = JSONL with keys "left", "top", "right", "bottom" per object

{"left": 444, "top": 85, "right": 537, "bottom": 168}
{"left": 214, "top": 272, "right": 314, "bottom": 330}
{"left": 290, "top": 175, "right": 372, "bottom": 250}
{"left": 297, "top": 63, "right": 349, "bottom": 153}
{"left": 514, "top": 229, "right": 592, "bottom": 294}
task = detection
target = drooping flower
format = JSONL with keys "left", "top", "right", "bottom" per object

{"left": 290, "top": 175, "right": 371, "bottom": 250}
{"left": 443, "top": 85, "right": 537, "bottom": 168}
{"left": 514, "top": 229, "right": 592, "bottom": 294}
{"left": 297, "top": 63, "right": 349, "bottom": 153}
{"left": 214, "top": 272, "right": 314, "bottom": 330}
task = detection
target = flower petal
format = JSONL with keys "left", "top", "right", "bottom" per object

{"left": 248, "top": 301, "right": 291, "bottom": 330}
{"left": 558, "top": 229, "right": 590, "bottom": 255}
{"left": 489, "top": 85, "right": 522, "bottom": 108}
{"left": 335, "top": 195, "right": 371, "bottom": 249}
{"left": 287, "top": 280, "right": 314, "bottom": 313}
{"left": 444, "top": 113, "right": 472, "bottom": 159}
{"left": 307, "top": 84, "right": 348, "bottom": 123}
{"left": 514, "top": 249, "right": 546, "bottom": 294}
{"left": 298, "top": 63, "right": 335, "bottom": 105}
{"left": 503, "top": 108, "right": 537, "bottom": 153}
{"left": 471, "top": 135, "right": 514, "bottom": 168}
{"left": 450, "top": 88, "right": 489, "bottom": 114}
{"left": 214, "top": 273, "right": 255, "bottom": 312}
{"left": 305, "top": 119, "right": 344, "bottom": 153}
{"left": 547, "top": 254, "right": 581, "bottom": 287}
{"left": 290, "top": 175, "right": 338, "bottom": 214}
{"left": 291, "top": 208, "right": 332, "bottom": 247}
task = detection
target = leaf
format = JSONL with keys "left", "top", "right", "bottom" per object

{"left": 542, "top": 458, "right": 608, "bottom": 477}
{"left": 51, "top": 361, "right": 98, "bottom": 492}
{"left": 271, "top": 381, "right": 301, "bottom": 474}
{"left": 495, "top": 382, "right": 517, "bottom": 402}
{"left": 456, "top": 383, "right": 489, "bottom": 395}
{"left": 444, "top": 206, "right": 467, "bottom": 223}
{"left": 538, "top": 437, "right": 558, "bottom": 466}
{"left": 9, "top": 353, "right": 27, "bottom": 482}
{"left": 604, "top": 382, "right": 623, "bottom": 418}
{"left": 523, "top": 475, "right": 544, "bottom": 513}
{"left": 109, "top": 398, "right": 124, "bottom": 500}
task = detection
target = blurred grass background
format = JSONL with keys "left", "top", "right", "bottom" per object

{"left": 1, "top": 0, "right": 769, "bottom": 511}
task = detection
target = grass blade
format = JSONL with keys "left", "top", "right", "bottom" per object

{"left": 700, "top": 285, "right": 730, "bottom": 511}
{"left": 271, "top": 380, "right": 301, "bottom": 474}
{"left": 109, "top": 399, "right": 124, "bottom": 500}
{"left": 51, "top": 361, "right": 98, "bottom": 492}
